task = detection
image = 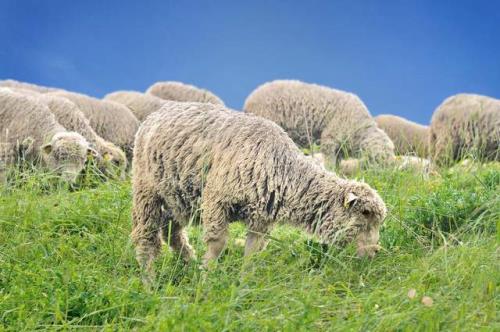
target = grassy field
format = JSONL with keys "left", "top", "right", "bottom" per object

{"left": 0, "top": 162, "right": 498, "bottom": 331}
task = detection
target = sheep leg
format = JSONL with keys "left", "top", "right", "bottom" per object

{"left": 161, "top": 220, "right": 195, "bottom": 262}
{"left": 244, "top": 230, "right": 269, "bottom": 256}
{"left": 202, "top": 235, "right": 228, "bottom": 268}
{"left": 201, "top": 199, "right": 230, "bottom": 267}
{"left": 131, "top": 186, "right": 163, "bottom": 284}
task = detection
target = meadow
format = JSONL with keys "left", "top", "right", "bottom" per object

{"left": 0, "top": 162, "right": 498, "bottom": 331}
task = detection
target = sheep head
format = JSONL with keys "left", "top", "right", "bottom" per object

{"left": 41, "top": 132, "right": 96, "bottom": 183}
{"left": 316, "top": 180, "right": 386, "bottom": 258}
{"left": 99, "top": 141, "right": 127, "bottom": 179}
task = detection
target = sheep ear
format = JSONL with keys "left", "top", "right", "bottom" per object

{"left": 41, "top": 143, "right": 52, "bottom": 154}
{"left": 344, "top": 192, "right": 359, "bottom": 208}
{"left": 87, "top": 148, "right": 99, "bottom": 158}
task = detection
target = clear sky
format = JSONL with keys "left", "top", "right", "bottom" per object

{"left": 1, "top": 0, "right": 499, "bottom": 124}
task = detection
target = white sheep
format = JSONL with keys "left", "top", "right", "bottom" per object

{"left": 244, "top": 80, "right": 395, "bottom": 167}
{"left": 10, "top": 88, "right": 127, "bottom": 176}
{"left": 430, "top": 93, "right": 500, "bottom": 165}
{"left": 0, "top": 88, "right": 96, "bottom": 183}
{"left": 339, "top": 156, "right": 433, "bottom": 177}
{"left": 132, "top": 101, "right": 387, "bottom": 281}
{"left": 375, "top": 114, "right": 429, "bottom": 158}
{"left": 146, "top": 81, "right": 224, "bottom": 105}
{"left": 104, "top": 91, "right": 167, "bottom": 121}
{"left": 0, "top": 79, "right": 59, "bottom": 93}
{"left": 50, "top": 90, "right": 140, "bottom": 160}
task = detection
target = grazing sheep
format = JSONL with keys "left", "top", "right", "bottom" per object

{"left": 146, "top": 81, "right": 224, "bottom": 105}
{"left": 0, "top": 89, "right": 96, "bottom": 183}
{"left": 50, "top": 91, "right": 140, "bottom": 159}
{"left": 396, "top": 156, "right": 432, "bottom": 174}
{"left": 244, "top": 80, "right": 395, "bottom": 166}
{"left": 339, "top": 156, "right": 433, "bottom": 177}
{"left": 0, "top": 79, "right": 59, "bottom": 93}
{"left": 430, "top": 94, "right": 500, "bottom": 165}
{"left": 37, "top": 95, "right": 127, "bottom": 175}
{"left": 132, "top": 102, "right": 387, "bottom": 280}
{"left": 375, "top": 114, "right": 429, "bottom": 157}
{"left": 15, "top": 90, "right": 127, "bottom": 176}
{"left": 339, "top": 159, "right": 362, "bottom": 177}
{"left": 104, "top": 91, "right": 166, "bottom": 121}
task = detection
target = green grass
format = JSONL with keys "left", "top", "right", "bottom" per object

{"left": 0, "top": 163, "right": 499, "bottom": 331}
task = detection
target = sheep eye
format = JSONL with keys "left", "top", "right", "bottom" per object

{"left": 362, "top": 210, "right": 371, "bottom": 216}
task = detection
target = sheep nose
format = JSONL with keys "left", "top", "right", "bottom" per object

{"left": 357, "top": 244, "right": 381, "bottom": 258}
{"left": 61, "top": 171, "right": 79, "bottom": 183}
{"left": 372, "top": 244, "right": 382, "bottom": 255}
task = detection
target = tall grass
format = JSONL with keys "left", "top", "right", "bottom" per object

{"left": 0, "top": 162, "right": 498, "bottom": 330}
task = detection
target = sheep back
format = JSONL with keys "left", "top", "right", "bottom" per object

{"left": 430, "top": 93, "right": 500, "bottom": 165}
{"left": 104, "top": 91, "right": 166, "bottom": 121}
{"left": 0, "top": 88, "right": 64, "bottom": 159}
{"left": 146, "top": 81, "right": 224, "bottom": 105}
{"left": 244, "top": 80, "right": 395, "bottom": 165}
{"left": 50, "top": 90, "right": 139, "bottom": 158}
{"left": 375, "top": 114, "right": 429, "bottom": 157}
{"left": 0, "top": 79, "right": 59, "bottom": 93}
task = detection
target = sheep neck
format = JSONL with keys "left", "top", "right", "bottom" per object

{"left": 278, "top": 157, "right": 342, "bottom": 232}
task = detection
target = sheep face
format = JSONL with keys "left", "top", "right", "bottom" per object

{"left": 355, "top": 222, "right": 381, "bottom": 258}
{"left": 318, "top": 182, "right": 386, "bottom": 258}
{"left": 40, "top": 132, "right": 96, "bottom": 183}
{"left": 100, "top": 142, "right": 127, "bottom": 178}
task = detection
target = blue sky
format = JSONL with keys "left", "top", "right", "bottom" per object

{"left": 1, "top": 0, "right": 499, "bottom": 124}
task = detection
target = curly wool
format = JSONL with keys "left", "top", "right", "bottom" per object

{"left": 131, "top": 102, "right": 387, "bottom": 276}
{"left": 0, "top": 88, "right": 91, "bottom": 181}
{"left": 39, "top": 95, "right": 126, "bottom": 165}
{"left": 146, "top": 81, "right": 224, "bottom": 105}
{"left": 104, "top": 91, "right": 167, "bottom": 121}
{"left": 1, "top": 88, "right": 70, "bottom": 154}
{"left": 244, "top": 80, "right": 395, "bottom": 166}
{"left": 13, "top": 90, "right": 128, "bottom": 174}
{"left": 50, "top": 90, "right": 140, "bottom": 159}
{"left": 375, "top": 114, "right": 429, "bottom": 157}
{"left": 430, "top": 93, "right": 500, "bottom": 165}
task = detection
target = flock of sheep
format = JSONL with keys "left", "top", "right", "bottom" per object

{"left": 1, "top": 78, "right": 498, "bottom": 281}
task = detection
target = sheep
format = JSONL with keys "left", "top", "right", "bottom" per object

{"left": 131, "top": 102, "right": 387, "bottom": 281}
{"left": 396, "top": 156, "right": 433, "bottom": 174}
{"left": 146, "top": 81, "right": 225, "bottom": 105}
{"left": 0, "top": 89, "right": 96, "bottom": 183}
{"left": 244, "top": 80, "right": 395, "bottom": 167}
{"left": 103, "top": 91, "right": 167, "bottom": 121}
{"left": 339, "top": 156, "right": 433, "bottom": 177}
{"left": 0, "top": 79, "right": 59, "bottom": 93}
{"left": 430, "top": 93, "right": 500, "bottom": 165}
{"left": 375, "top": 114, "right": 429, "bottom": 158}
{"left": 9, "top": 88, "right": 127, "bottom": 174}
{"left": 49, "top": 90, "right": 140, "bottom": 160}
{"left": 36, "top": 95, "right": 127, "bottom": 175}
{"left": 339, "top": 159, "right": 362, "bottom": 177}
{"left": 11, "top": 89, "right": 127, "bottom": 177}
